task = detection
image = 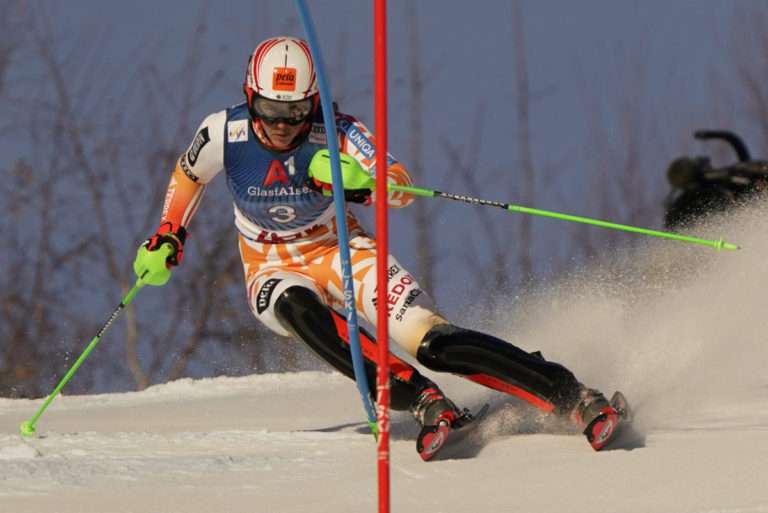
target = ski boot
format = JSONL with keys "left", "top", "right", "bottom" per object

{"left": 571, "top": 388, "right": 631, "bottom": 451}
{"left": 411, "top": 387, "right": 473, "bottom": 461}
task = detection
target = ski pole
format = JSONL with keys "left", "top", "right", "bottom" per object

{"left": 296, "top": 0, "right": 378, "bottom": 436}
{"left": 387, "top": 183, "right": 740, "bottom": 251}
{"left": 19, "top": 243, "right": 175, "bottom": 437}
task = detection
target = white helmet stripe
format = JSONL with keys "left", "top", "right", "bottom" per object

{"left": 294, "top": 39, "right": 316, "bottom": 97}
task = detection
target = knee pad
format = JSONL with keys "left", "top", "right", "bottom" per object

{"left": 274, "top": 286, "right": 369, "bottom": 383}
{"left": 274, "top": 286, "right": 436, "bottom": 412}
{"left": 417, "top": 323, "right": 581, "bottom": 404}
{"left": 416, "top": 323, "right": 505, "bottom": 374}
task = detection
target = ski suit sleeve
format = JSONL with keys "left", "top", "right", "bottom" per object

{"left": 336, "top": 113, "right": 414, "bottom": 208}
{"left": 160, "top": 111, "right": 226, "bottom": 226}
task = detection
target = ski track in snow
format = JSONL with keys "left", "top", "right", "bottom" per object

{"left": 3, "top": 204, "right": 768, "bottom": 513}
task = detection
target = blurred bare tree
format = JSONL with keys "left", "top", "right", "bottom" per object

{"left": 442, "top": 107, "right": 517, "bottom": 312}
{"left": 0, "top": 5, "right": 318, "bottom": 398}
{"left": 0, "top": 1, "right": 57, "bottom": 398}
{"left": 405, "top": 2, "right": 442, "bottom": 296}
{"left": 444, "top": 1, "right": 535, "bottom": 313}
{"left": 5, "top": 2, "right": 761, "bottom": 399}
{"left": 510, "top": 0, "right": 536, "bottom": 287}
{"left": 727, "top": 5, "right": 768, "bottom": 156}
{"left": 570, "top": 54, "right": 667, "bottom": 263}
{"left": 0, "top": 3, "right": 19, "bottom": 97}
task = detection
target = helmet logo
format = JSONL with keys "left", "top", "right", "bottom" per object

{"left": 272, "top": 67, "right": 297, "bottom": 92}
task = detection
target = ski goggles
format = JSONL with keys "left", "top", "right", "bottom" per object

{"left": 251, "top": 96, "right": 313, "bottom": 125}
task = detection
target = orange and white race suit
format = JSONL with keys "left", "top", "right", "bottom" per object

{"left": 159, "top": 103, "right": 443, "bottom": 355}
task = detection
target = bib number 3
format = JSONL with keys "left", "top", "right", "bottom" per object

{"left": 269, "top": 205, "right": 297, "bottom": 224}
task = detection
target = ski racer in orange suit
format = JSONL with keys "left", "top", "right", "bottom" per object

{"left": 135, "top": 36, "right": 624, "bottom": 459}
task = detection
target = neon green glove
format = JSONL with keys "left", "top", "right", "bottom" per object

{"left": 133, "top": 242, "right": 175, "bottom": 287}
{"left": 307, "top": 149, "right": 375, "bottom": 203}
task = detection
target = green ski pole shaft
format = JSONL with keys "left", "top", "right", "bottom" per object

{"left": 387, "top": 184, "right": 740, "bottom": 251}
{"left": 18, "top": 243, "right": 175, "bottom": 437}
{"left": 19, "top": 281, "right": 144, "bottom": 437}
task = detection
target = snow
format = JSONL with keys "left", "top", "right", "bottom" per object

{"left": 2, "top": 206, "right": 768, "bottom": 513}
{"left": 1, "top": 371, "right": 767, "bottom": 513}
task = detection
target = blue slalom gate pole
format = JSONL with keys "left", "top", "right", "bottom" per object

{"left": 295, "top": 0, "right": 378, "bottom": 431}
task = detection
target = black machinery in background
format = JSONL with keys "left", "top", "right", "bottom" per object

{"left": 664, "top": 130, "right": 768, "bottom": 229}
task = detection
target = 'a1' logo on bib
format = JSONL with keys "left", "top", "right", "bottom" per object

{"left": 263, "top": 160, "right": 290, "bottom": 187}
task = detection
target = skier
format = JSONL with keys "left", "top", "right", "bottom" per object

{"left": 134, "top": 36, "right": 627, "bottom": 459}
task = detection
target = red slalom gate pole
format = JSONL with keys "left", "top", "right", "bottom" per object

{"left": 374, "top": 0, "right": 390, "bottom": 511}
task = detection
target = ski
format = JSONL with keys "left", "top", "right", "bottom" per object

{"left": 417, "top": 403, "right": 490, "bottom": 461}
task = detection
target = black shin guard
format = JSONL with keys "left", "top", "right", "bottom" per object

{"left": 417, "top": 323, "right": 582, "bottom": 414}
{"left": 273, "top": 286, "right": 433, "bottom": 411}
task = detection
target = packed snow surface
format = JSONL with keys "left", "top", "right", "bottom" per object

{"left": 2, "top": 205, "right": 768, "bottom": 513}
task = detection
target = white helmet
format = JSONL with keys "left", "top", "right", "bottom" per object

{"left": 244, "top": 36, "right": 318, "bottom": 103}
